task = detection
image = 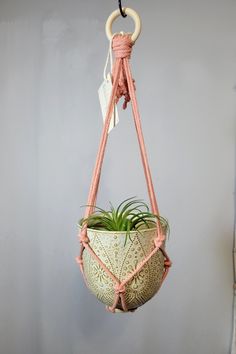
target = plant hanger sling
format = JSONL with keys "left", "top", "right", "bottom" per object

{"left": 77, "top": 7, "right": 171, "bottom": 313}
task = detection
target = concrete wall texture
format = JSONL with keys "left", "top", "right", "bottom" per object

{"left": 0, "top": 1, "right": 235, "bottom": 353}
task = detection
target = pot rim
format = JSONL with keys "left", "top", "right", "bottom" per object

{"left": 77, "top": 224, "right": 159, "bottom": 235}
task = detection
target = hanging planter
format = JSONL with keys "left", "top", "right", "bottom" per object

{"left": 78, "top": 198, "right": 170, "bottom": 312}
{"left": 76, "top": 7, "right": 172, "bottom": 313}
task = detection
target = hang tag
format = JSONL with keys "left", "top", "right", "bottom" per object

{"left": 98, "top": 73, "right": 119, "bottom": 133}
{"left": 98, "top": 34, "right": 119, "bottom": 133}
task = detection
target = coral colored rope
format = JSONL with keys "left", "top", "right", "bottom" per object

{"left": 77, "top": 34, "right": 171, "bottom": 312}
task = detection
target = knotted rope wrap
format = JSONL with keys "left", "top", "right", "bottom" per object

{"left": 112, "top": 34, "right": 135, "bottom": 109}
{"left": 77, "top": 34, "right": 171, "bottom": 312}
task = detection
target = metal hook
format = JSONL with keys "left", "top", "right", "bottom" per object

{"left": 118, "top": 0, "right": 127, "bottom": 17}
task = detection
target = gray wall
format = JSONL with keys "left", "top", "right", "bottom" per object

{"left": 0, "top": 1, "right": 235, "bottom": 353}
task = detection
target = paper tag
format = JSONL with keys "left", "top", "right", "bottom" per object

{"left": 98, "top": 73, "right": 119, "bottom": 133}
{"left": 98, "top": 35, "right": 119, "bottom": 133}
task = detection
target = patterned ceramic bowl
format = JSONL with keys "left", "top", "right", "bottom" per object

{"left": 80, "top": 226, "right": 165, "bottom": 311}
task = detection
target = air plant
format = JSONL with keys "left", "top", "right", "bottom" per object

{"left": 79, "top": 197, "right": 169, "bottom": 245}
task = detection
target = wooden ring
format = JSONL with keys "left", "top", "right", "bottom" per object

{"left": 105, "top": 8, "right": 142, "bottom": 43}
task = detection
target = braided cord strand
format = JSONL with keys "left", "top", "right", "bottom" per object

{"left": 77, "top": 57, "right": 123, "bottom": 292}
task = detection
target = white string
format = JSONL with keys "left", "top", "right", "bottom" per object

{"left": 103, "top": 33, "right": 117, "bottom": 81}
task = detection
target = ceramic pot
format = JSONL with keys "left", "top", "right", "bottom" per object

{"left": 82, "top": 226, "right": 165, "bottom": 311}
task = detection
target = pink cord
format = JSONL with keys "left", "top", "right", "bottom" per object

{"left": 77, "top": 34, "right": 171, "bottom": 312}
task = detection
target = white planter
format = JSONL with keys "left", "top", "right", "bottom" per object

{"left": 82, "top": 226, "right": 165, "bottom": 311}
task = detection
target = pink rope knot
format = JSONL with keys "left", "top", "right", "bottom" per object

{"left": 76, "top": 257, "right": 83, "bottom": 265}
{"left": 80, "top": 231, "right": 89, "bottom": 244}
{"left": 112, "top": 34, "right": 133, "bottom": 59}
{"left": 164, "top": 260, "right": 172, "bottom": 268}
{"left": 114, "top": 284, "right": 126, "bottom": 294}
{"left": 112, "top": 34, "right": 135, "bottom": 110}
{"left": 154, "top": 238, "right": 163, "bottom": 248}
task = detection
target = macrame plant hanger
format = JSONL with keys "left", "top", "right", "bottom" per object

{"left": 76, "top": 6, "right": 171, "bottom": 313}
